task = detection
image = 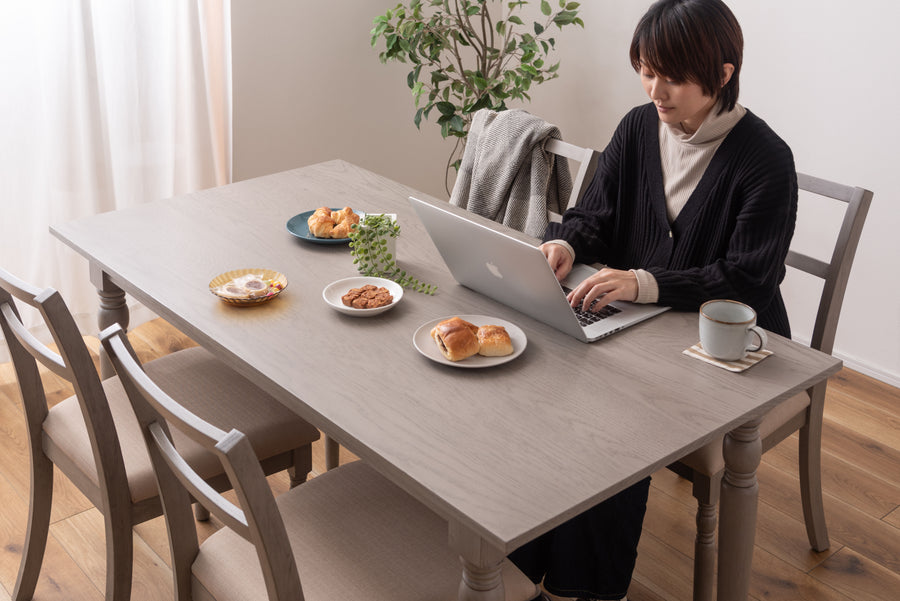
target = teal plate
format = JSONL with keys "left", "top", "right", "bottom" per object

{"left": 286, "top": 209, "right": 362, "bottom": 245}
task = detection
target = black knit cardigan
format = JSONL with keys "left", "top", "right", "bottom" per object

{"left": 544, "top": 103, "right": 798, "bottom": 337}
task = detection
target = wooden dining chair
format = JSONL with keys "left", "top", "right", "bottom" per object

{"left": 100, "top": 324, "right": 537, "bottom": 601}
{"left": 668, "top": 173, "right": 873, "bottom": 601}
{"left": 0, "top": 268, "right": 321, "bottom": 601}
{"left": 544, "top": 138, "right": 600, "bottom": 222}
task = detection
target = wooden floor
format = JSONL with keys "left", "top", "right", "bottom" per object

{"left": 0, "top": 318, "right": 898, "bottom": 600}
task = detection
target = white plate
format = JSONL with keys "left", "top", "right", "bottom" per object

{"left": 413, "top": 315, "right": 527, "bottom": 368}
{"left": 322, "top": 276, "right": 403, "bottom": 316}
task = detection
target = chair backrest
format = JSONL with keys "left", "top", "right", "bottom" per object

{"left": 101, "top": 324, "right": 304, "bottom": 601}
{"left": 787, "top": 173, "right": 873, "bottom": 355}
{"left": 0, "top": 268, "right": 129, "bottom": 506}
{"left": 545, "top": 138, "right": 600, "bottom": 222}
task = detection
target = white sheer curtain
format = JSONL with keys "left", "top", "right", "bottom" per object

{"left": 0, "top": 0, "right": 230, "bottom": 360}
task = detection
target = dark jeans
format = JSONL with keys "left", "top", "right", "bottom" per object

{"left": 508, "top": 477, "right": 651, "bottom": 600}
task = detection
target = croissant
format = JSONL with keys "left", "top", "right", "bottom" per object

{"left": 333, "top": 206, "right": 359, "bottom": 226}
{"left": 307, "top": 215, "right": 334, "bottom": 238}
{"left": 330, "top": 221, "right": 351, "bottom": 238}
{"left": 311, "top": 206, "right": 332, "bottom": 220}
{"left": 307, "top": 206, "right": 358, "bottom": 238}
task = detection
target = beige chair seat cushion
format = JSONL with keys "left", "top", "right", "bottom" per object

{"left": 42, "top": 346, "right": 320, "bottom": 503}
{"left": 191, "top": 461, "right": 536, "bottom": 601}
{"left": 678, "top": 390, "right": 811, "bottom": 475}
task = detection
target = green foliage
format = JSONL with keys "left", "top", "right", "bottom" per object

{"left": 348, "top": 214, "right": 437, "bottom": 294}
{"left": 370, "top": 0, "right": 583, "bottom": 190}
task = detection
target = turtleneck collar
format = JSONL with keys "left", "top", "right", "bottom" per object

{"left": 665, "top": 101, "right": 747, "bottom": 145}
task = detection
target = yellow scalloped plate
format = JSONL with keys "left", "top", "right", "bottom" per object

{"left": 209, "top": 269, "right": 288, "bottom": 306}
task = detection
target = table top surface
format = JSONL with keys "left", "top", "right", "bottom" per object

{"left": 51, "top": 160, "right": 842, "bottom": 552}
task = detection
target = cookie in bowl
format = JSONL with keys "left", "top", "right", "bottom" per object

{"left": 322, "top": 276, "right": 403, "bottom": 316}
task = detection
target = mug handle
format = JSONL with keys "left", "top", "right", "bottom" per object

{"left": 747, "top": 326, "right": 768, "bottom": 353}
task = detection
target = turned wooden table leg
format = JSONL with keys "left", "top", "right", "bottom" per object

{"left": 449, "top": 522, "right": 505, "bottom": 601}
{"left": 91, "top": 265, "right": 129, "bottom": 380}
{"left": 717, "top": 416, "right": 762, "bottom": 600}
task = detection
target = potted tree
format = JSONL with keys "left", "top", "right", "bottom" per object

{"left": 371, "top": 0, "right": 583, "bottom": 193}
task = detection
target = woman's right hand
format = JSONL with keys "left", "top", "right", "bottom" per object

{"left": 540, "top": 242, "right": 574, "bottom": 281}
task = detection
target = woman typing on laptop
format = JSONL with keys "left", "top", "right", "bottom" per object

{"left": 517, "top": 0, "right": 797, "bottom": 599}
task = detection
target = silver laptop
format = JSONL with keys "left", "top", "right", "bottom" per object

{"left": 410, "top": 197, "right": 669, "bottom": 342}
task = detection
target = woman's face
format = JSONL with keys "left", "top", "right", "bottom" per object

{"left": 639, "top": 63, "right": 718, "bottom": 135}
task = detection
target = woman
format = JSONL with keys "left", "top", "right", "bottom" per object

{"left": 512, "top": 1, "right": 797, "bottom": 600}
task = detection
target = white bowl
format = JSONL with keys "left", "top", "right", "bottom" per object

{"left": 322, "top": 276, "right": 403, "bottom": 316}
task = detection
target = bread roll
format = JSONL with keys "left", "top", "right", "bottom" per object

{"left": 476, "top": 325, "right": 514, "bottom": 356}
{"left": 430, "top": 317, "right": 480, "bottom": 361}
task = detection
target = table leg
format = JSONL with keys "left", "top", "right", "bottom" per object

{"left": 448, "top": 522, "right": 505, "bottom": 601}
{"left": 91, "top": 265, "right": 129, "bottom": 380}
{"left": 716, "top": 416, "right": 762, "bottom": 600}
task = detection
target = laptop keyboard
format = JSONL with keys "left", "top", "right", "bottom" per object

{"left": 563, "top": 288, "right": 622, "bottom": 326}
{"left": 573, "top": 301, "right": 622, "bottom": 325}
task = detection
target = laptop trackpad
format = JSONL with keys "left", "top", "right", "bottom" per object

{"left": 561, "top": 263, "right": 602, "bottom": 289}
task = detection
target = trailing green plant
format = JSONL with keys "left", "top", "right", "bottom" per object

{"left": 349, "top": 214, "right": 437, "bottom": 294}
{"left": 371, "top": 0, "right": 583, "bottom": 193}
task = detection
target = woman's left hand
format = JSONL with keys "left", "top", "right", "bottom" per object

{"left": 567, "top": 268, "right": 639, "bottom": 311}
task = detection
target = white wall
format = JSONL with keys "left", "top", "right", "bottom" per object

{"left": 232, "top": 1, "right": 900, "bottom": 386}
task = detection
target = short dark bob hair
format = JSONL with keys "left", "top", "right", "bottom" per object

{"left": 629, "top": 0, "right": 743, "bottom": 113}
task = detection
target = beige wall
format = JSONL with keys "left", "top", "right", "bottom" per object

{"left": 232, "top": 1, "right": 900, "bottom": 386}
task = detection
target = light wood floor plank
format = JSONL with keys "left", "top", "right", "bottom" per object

{"left": 755, "top": 493, "right": 837, "bottom": 572}
{"left": 750, "top": 546, "right": 852, "bottom": 601}
{"left": 823, "top": 390, "right": 900, "bottom": 454}
{"left": 0, "top": 473, "right": 101, "bottom": 601}
{"left": 0, "top": 386, "right": 94, "bottom": 522}
{"left": 811, "top": 546, "right": 900, "bottom": 601}
{"left": 758, "top": 462, "right": 900, "bottom": 574}
{"left": 884, "top": 506, "right": 900, "bottom": 528}
{"left": 632, "top": 531, "right": 694, "bottom": 601}
{"left": 765, "top": 434, "right": 900, "bottom": 520}
{"left": 643, "top": 483, "right": 698, "bottom": 558}
{"left": 50, "top": 508, "right": 173, "bottom": 601}
{"left": 828, "top": 370, "right": 900, "bottom": 419}
{"left": 625, "top": 578, "right": 669, "bottom": 601}
{"left": 819, "top": 418, "right": 900, "bottom": 487}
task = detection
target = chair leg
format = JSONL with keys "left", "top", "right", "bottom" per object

{"left": 324, "top": 435, "right": 340, "bottom": 471}
{"left": 693, "top": 501, "right": 716, "bottom": 601}
{"left": 288, "top": 446, "right": 313, "bottom": 488}
{"left": 193, "top": 503, "right": 210, "bottom": 521}
{"left": 13, "top": 455, "right": 54, "bottom": 601}
{"left": 799, "top": 386, "right": 830, "bottom": 551}
{"left": 104, "top": 505, "right": 134, "bottom": 601}
{"left": 690, "top": 472, "right": 720, "bottom": 601}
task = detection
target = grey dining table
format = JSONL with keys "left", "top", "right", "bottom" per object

{"left": 51, "top": 159, "right": 842, "bottom": 600}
